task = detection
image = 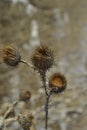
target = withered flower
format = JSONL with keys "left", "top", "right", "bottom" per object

{"left": 18, "top": 114, "right": 34, "bottom": 130}
{"left": 19, "top": 90, "right": 31, "bottom": 103}
{"left": 2, "top": 45, "right": 21, "bottom": 66}
{"left": 49, "top": 73, "right": 67, "bottom": 93}
{"left": 31, "top": 44, "right": 54, "bottom": 72}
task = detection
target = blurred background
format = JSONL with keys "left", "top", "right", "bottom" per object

{"left": 0, "top": 0, "right": 87, "bottom": 130}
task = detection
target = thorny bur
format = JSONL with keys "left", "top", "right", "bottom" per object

{"left": 31, "top": 44, "right": 54, "bottom": 73}
{"left": 2, "top": 45, "right": 21, "bottom": 66}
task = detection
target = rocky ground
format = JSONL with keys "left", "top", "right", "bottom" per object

{"left": 0, "top": 0, "right": 87, "bottom": 130}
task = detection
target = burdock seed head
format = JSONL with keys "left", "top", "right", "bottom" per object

{"left": 18, "top": 113, "right": 34, "bottom": 130}
{"left": 49, "top": 73, "right": 67, "bottom": 93}
{"left": 2, "top": 45, "right": 21, "bottom": 66}
{"left": 31, "top": 44, "right": 54, "bottom": 72}
{"left": 19, "top": 90, "right": 31, "bottom": 103}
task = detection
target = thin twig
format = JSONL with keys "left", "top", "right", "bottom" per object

{"left": 33, "top": 99, "right": 60, "bottom": 117}
{"left": 20, "top": 60, "right": 35, "bottom": 69}
{"left": 3, "top": 100, "right": 19, "bottom": 119}
{"left": 0, "top": 100, "right": 19, "bottom": 130}
{"left": 4, "top": 117, "right": 18, "bottom": 127}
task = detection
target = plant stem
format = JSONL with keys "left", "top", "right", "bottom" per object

{"left": 40, "top": 71, "right": 48, "bottom": 96}
{"left": 45, "top": 95, "right": 50, "bottom": 130}
{"left": 20, "top": 60, "right": 34, "bottom": 69}
{"left": 40, "top": 70, "right": 50, "bottom": 130}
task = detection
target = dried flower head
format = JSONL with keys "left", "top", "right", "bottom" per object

{"left": 19, "top": 90, "right": 31, "bottom": 103}
{"left": 49, "top": 73, "right": 67, "bottom": 93}
{"left": 18, "top": 114, "right": 34, "bottom": 130}
{"left": 2, "top": 45, "right": 21, "bottom": 66}
{"left": 31, "top": 44, "right": 54, "bottom": 72}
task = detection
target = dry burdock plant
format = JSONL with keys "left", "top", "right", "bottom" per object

{"left": 1, "top": 44, "right": 67, "bottom": 130}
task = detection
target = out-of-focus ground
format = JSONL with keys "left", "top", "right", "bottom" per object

{"left": 0, "top": 0, "right": 87, "bottom": 130}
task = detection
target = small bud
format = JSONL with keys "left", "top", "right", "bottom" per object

{"left": 2, "top": 45, "right": 21, "bottom": 66}
{"left": 49, "top": 73, "right": 67, "bottom": 93}
{"left": 19, "top": 91, "right": 31, "bottom": 103}
{"left": 31, "top": 44, "right": 54, "bottom": 72}
{"left": 18, "top": 114, "right": 34, "bottom": 130}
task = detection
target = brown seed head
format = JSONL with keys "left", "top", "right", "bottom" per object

{"left": 2, "top": 45, "right": 21, "bottom": 66}
{"left": 49, "top": 73, "right": 67, "bottom": 93}
{"left": 18, "top": 114, "right": 34, "bottom": 130}
{"left": 31, "top": 44, "right": 54, "bottom": 72}
{"left": 19, "top": 90, "right": 31, "bottom": 103}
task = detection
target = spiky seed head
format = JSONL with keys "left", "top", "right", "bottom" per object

{"left": 31, "top": 44, "right": 54, "bottom": 72}
{"left": 2, "top": 45, "right": 21, "bottom": 66}
{"left": 19, "top": 90, "right": 31, "bottom": 103}
{"left": 18, "top": 114, "right": 34, "bottom": 130}
{"left": 49, "top": 73, "right": 67, "bottom": 93}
